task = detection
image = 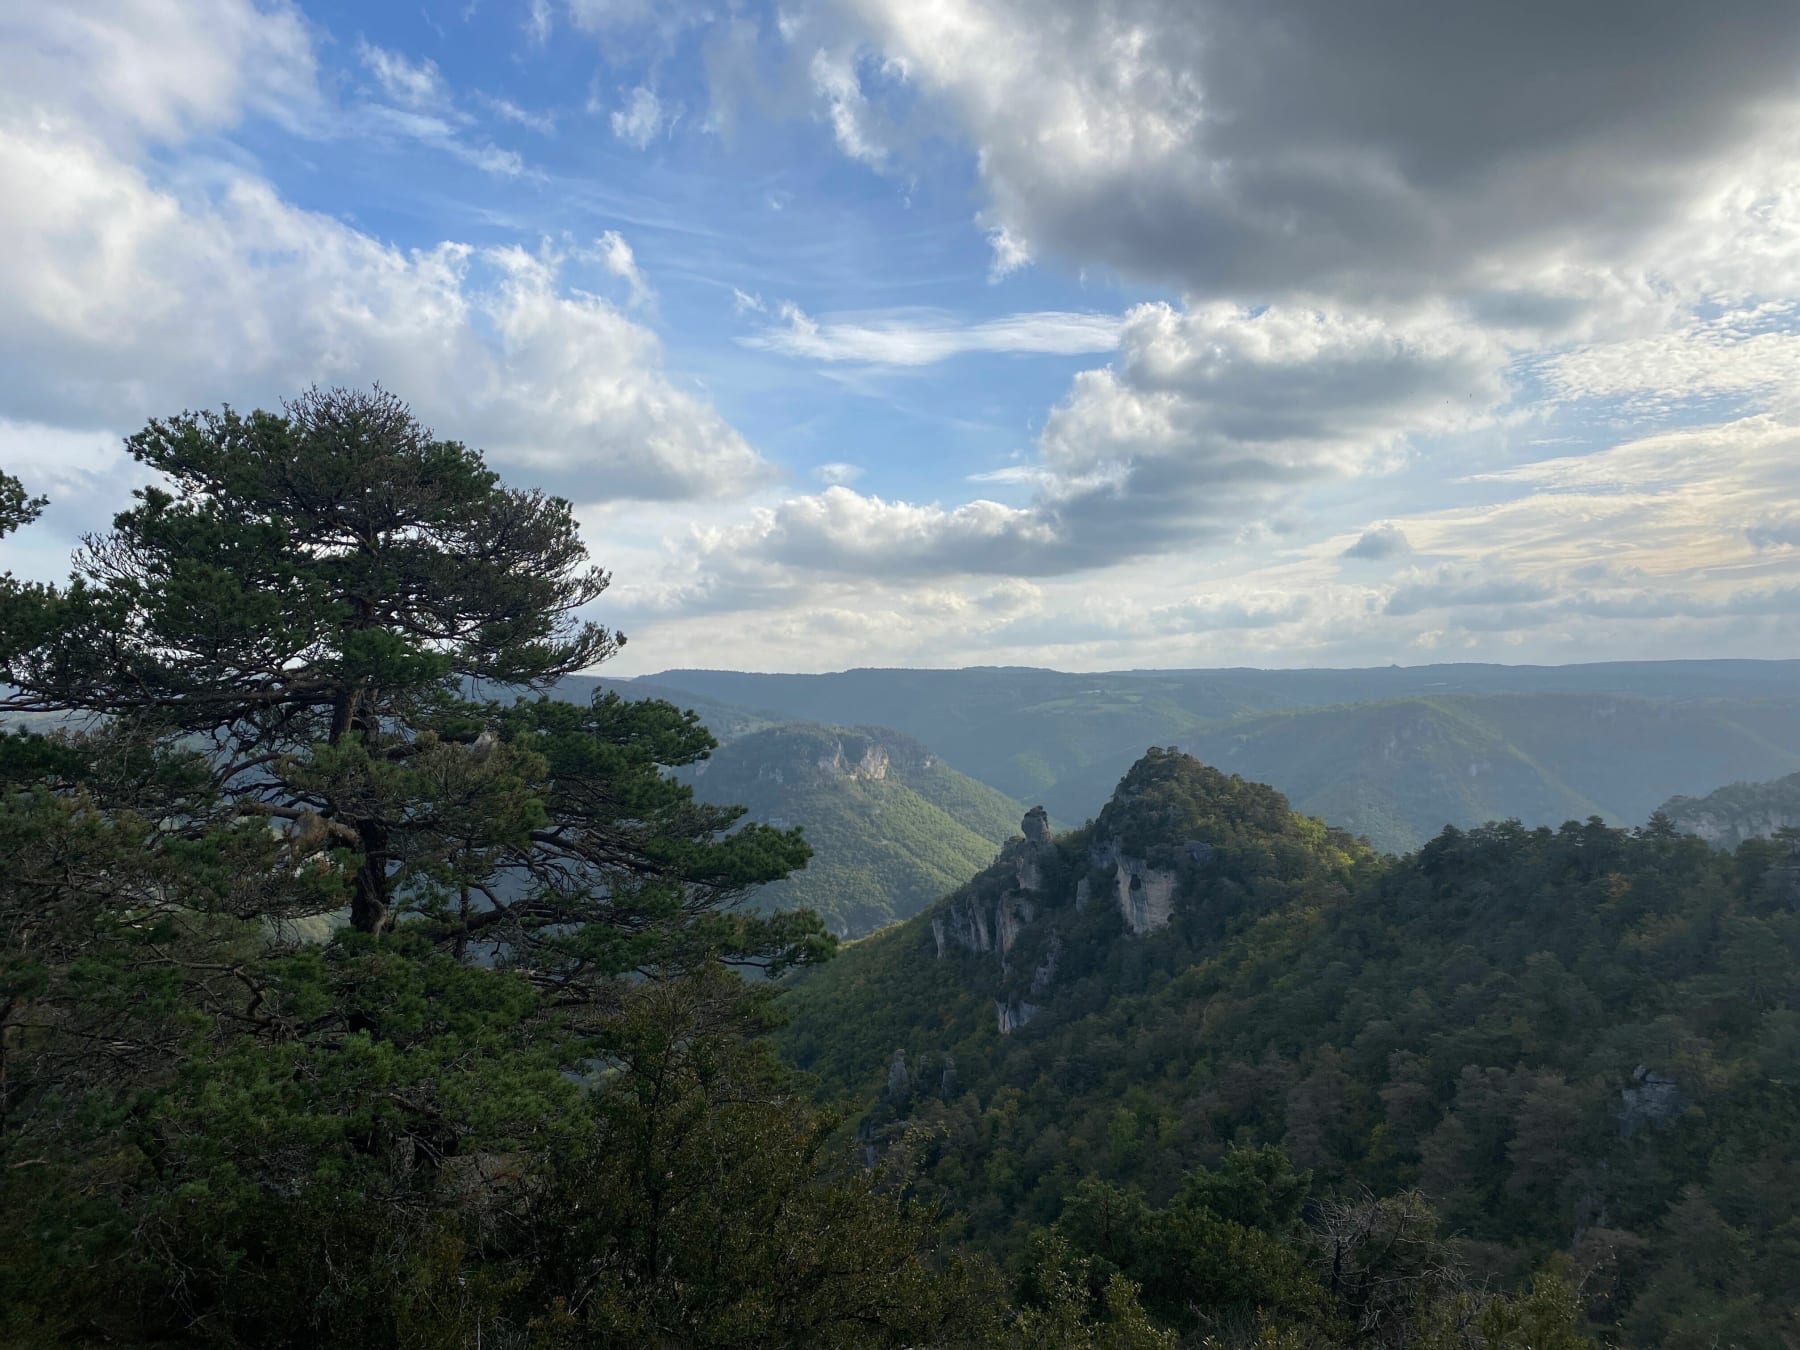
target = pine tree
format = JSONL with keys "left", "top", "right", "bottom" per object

{"left": 1, "top": 388, "right": 821, "bottom": 980}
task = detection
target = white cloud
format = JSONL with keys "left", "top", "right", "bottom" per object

{"left": 746, "top": 305, "right": 1123, "bottom": 365}
{"left": 357, "top": 41, "right": 449, "bottom": 110}
{"left": 598, "top": 411, "right": 1800, "bottom": 672}
{"left": 610, "top": 85, "right": 670, "bottom": 148}
{"left": 986, "top": 224, "right": 1031, "bottom": 282}
{"left": 595, "top": 230, "right": 653, "bottom": 308}
{"left": 0, "top": 0, "right": 320, "bottom": 147}
{"left": 691, "top": 299, "right": 1510, "bottom": 584}
{"left": 1342, "top": 524, "right": 1411, "bottom": 561}
{"left": 808, "top": 48, "right": 886, "bottom": 166}
{"left": 814, "top": 462, "right": 863, "bottom": 485}
{"left": 0, "top": 0, "right": 771, "bottom": 518}
{"left": 808, "top": 0, "right": 1800, "bottom": 307}
{"left": 479, "top": 92, "right": 557, "bottom": 135}
{"left": 1547, "top": 303, "right": 1800, "bottom": 412}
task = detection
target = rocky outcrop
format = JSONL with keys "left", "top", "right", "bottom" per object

{"left": 933, "top": 808, "right": 1056, "bottom": 961}
{"left": 1116, "top": 858, "right": 1178, "bottom": 934}
{"left": 1660, "top": 771, "right": 1800, "bottom": 851}
{"left": 885, "top": 1049, "right": 911, "bottom": 1100}
{"left": 995, "top": 998, "right": 1041, "bottom": 1034}
{"left": 996, "top": 894, "right": 1036, "bottom": 964}
{"left": 933, "top": 902, "right": 992, "bottom": 956}
{"left": 820, "top": 739, "right": 890, "bottom": 780}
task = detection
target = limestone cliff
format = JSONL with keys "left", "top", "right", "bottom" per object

{"left": 1660, "top": 770, "right": 1800, "bottom": 851}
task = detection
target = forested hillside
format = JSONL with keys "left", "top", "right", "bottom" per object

{"left": 638, "top": 668, "right": 1800, "bottom": 852}
{"left": 1184, "top": 693, "right": 1800, "bottom": 852}
{"left": 777, "top": 749, "right": 1800, "bottom": 1347}
{"left": 681, "top": 722, "right": 1025, "bottom": 935}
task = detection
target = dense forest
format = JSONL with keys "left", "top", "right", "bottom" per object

{"left": 0, "top": 394, "right": 1000, "bottom": 1347}
{"left": 778, "top": 750, "right": 1800, "bottom": 1347}
{"left": 1, "top": 391, "right": 1791, "bottom": 1347}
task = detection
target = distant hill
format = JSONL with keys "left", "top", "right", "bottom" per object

{"left": 628, "top": 664, "right": 1800, "bottom": 853}
{"left": 1179, "top": 692, "right": 1800, "bottom": 852}
{"left": 774, "top": 748, "right": 1800, "bottom": 1346}
{"left": 680, "top": 723, "right": 1027, "bottom": 937}
{"left": 555, "top": 674, "right": 780, "bottom": 742}
{"left": 1660, "top": 770, "right": 1800, "bottom": 850}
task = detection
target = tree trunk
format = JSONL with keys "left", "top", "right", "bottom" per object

{"left": 351, "top": 819, "right": 390, "bottom": 933}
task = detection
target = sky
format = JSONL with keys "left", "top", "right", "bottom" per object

{"left": 3, "top": 2, "right": 1800, "bottom": 675}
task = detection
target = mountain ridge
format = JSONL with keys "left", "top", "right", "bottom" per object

{"left": 774, "top": 747, "right": 1800, "bottom": 1345}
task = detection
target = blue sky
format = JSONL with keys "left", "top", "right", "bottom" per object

{"left": 4, "top": 1, "right": 1800, "bottom": 674}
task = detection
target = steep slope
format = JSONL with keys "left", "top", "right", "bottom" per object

{"left": 775, "top": 751, "right": 1800, "bottom": 1347}
{"left": 684, "top": 723, "right": 1026, "bottom": 937}
{"left": 1660, "top": 769, "right": 1800, "bottom": 849}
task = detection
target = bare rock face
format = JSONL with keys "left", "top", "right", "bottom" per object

{"left": 995, "top": 997, "right": 1042, "bottom": 1035}
{"left": 818, "top": 740, "right": 890, "bottom": 780}
{"left": 932, "top": 899, "right": 992, "bottom": 956}
{"left": 1022, "top": 805, "right": 1052, "bottom": 846}
{"left": 996, "top": 894, "right": 1037, "bottom": 964}
{"left": 1013, "top": 849, "right": 1044, "bottom": 893}
{"left": 1115, "top": 857, "right": 1177, "bottom": 935}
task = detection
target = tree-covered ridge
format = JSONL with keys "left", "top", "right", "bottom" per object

{"left": 1183, "top": 693, "right": 1800, "bottom": 853}
{"left": 776, "top": 749, "right": 1800, "bottom": 1347}
{"left": 641, "top": 668, "right": 1800, "bottom": 854}
{"left": 682, "top": 721, "right": 1027, "bottom": 936}
{"left": 1660, "top": 769, "right": 1800, "bottom": 851}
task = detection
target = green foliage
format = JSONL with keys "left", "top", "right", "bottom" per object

{"left": 1, "top": 389, "right": 824, "bottom": 975}
{"left": 0, "top": 399, "right": 1140, "bottom": 1348}
{"left": 685, "top": 722, "right": 1028, "bottom": 935}
{"left": 777, "top": 749, "right": 1800, "bottom": 1346}
{"left": 0, "top": 468, "right": 46, "bottom": 539}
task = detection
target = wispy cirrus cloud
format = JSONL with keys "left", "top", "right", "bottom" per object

{"left": 744, "top": 304, "right": 1123, "bottom": 365}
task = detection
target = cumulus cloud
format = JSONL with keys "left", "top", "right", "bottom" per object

{"left": 0, "top": 0, "right": 770, "bottom": 509}
{"left": 0, "top": 0, "right": 321, "bottom": 147}
{"left": 986, "top": 224, "right": 1031, "bottom": 281}
{"left": 696, "top": 299, "right": 1511, "bottom": 583}
{"left": 1343, "top": 524, "right": 1411, "bottom": 561}
{"left": 811, "top": 0, "right": 1800, "bottom": 304}
{"left": 814, "top": 462, "right": 863, "bottom": 485}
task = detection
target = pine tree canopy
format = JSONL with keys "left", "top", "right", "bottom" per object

{"left": 0, "top": 387, "right": 820, "bottom": 968}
